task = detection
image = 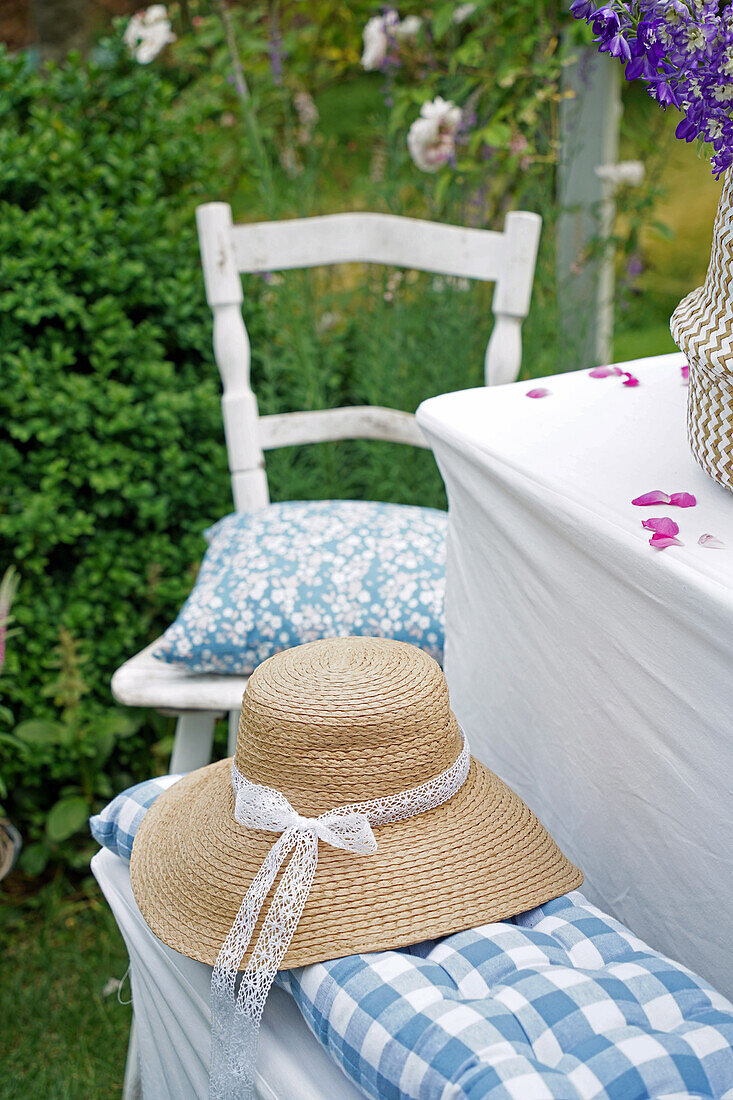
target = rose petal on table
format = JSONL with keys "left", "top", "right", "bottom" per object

{"left": 681, "top": 363, "right": 689, "bottom": 384}
{"left": 632, "top": 490, "right": 696, "bottom": 507}
{"left": 632, "top": 490, "right": 671, "bottom": 506}
{"left": 621, "top": 372, "right": 640, "bottom": 387}
{"left": 698, "top": 533, "right": 725, "bottom": 548}
{"left": 649, "top": 533, "right": 683, "bottom": 549}
{"left": 642, "top": 517, "right": 679, "bottom": 537}
{"left": 526, "top": 387, "right": 550, "bottom": 399}
{"left": 589, "top": 366, "right": 624, "bottom": 378}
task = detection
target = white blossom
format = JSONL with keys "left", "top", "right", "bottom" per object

{"left": 123, "top": 4, "right": 176, "bottom": 64}
{"left": 394, "top": 15, "right": 423, "bottom": 38}
{"left": 361, "top": 11, "right": 421, "bottom": 69}
{"left": 407, "top": 97, "right": 462, "bottom": 173}
{"left": 361, "top": 11, "right": 398, "bottom": 70}
{"left": 452, "top": 3, "right": 477, "bottom": 23}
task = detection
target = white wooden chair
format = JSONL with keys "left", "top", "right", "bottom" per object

{"left": 111, "top": 206, "right": 542, "bottom": 775}
{"left": 112, "top": 205, "right": 540, "bottom": 1100}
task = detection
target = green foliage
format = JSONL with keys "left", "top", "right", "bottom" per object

{"left": 0, "top": 40, "right": 234, "bottom": 869}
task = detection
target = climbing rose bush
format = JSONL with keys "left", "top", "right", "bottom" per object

{"left": 407, "top": 97, "right": 462, "bottom": 173}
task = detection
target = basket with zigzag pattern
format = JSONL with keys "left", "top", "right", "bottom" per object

{"left": 671, "top": 169, "right": 733, "bottom": 492}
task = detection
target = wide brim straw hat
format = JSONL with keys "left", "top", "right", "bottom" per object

{"left": 131, "top": 637, "right": 582, "bottom": 969}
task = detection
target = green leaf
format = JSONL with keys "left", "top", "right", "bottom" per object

{"left": 432, "top": 4, "right": 457, "bottom": 41}
{"left": 20, "top": 842, "right": 49, "bottom": 876}
{"left": 46, "top": 795, "right": 90, "bottom": 842}
{"left": 95, "top": 711, "right": 141, "bottom": 740}
{"left": 433, "top": 170, "right": 453, "bottom": 210}
{"left": 14, "top": 719, "right": 70, "bottom": 746}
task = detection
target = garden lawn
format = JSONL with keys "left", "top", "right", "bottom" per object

{"left": 1, "top": 881, "right": 130, "bottom": 1098}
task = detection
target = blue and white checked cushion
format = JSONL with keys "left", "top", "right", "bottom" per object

{"left": 91, "top": 778, "right": 733, "bottom": 1099}
{"left": 89, "top": 774, "right": 182, "bottom": 861}
{"left": 151, "top": 500, "right": 446, "bottom": 674}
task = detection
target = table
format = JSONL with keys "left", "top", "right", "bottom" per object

{"left": 417, "top": 352, "right": 733, "bottom": 997}
{"left": 91, "top": 848, "right": 363, "bottom": 1100}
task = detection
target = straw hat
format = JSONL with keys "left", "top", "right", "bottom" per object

{"left": 131, "top": 637, "right": 582, "bottom": 969}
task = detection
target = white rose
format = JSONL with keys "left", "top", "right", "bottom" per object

{"left": 123, "top": 4, "right": 176, "bottom": 64}
{"left": 394, "top": 15, "right": 422, "bottom": 38}
{"left": 407, "top": 97, "right": 463, "bottom": 173}
{"left": 361, "top": 11, "right": 399, "bottom": 70}
{"left": 452, "top": 3, "right": 477, "bottom": 24}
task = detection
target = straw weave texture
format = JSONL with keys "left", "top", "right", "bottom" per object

{"left": 671, "top": 169, "right": 733, "bottom": 491}
{"left": 131, "top": 637, "right": 582, "bottom": 969}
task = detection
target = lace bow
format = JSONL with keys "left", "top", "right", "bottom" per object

{"left": 210, "top": 730, "right": 471, "bottom": 1099}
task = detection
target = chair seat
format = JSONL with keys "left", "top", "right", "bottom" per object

{"left": 111, "top": 641, "right": 249, "bottom": 712}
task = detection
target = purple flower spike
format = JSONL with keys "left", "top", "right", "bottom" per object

{"left": 570, "top": 0, "right": 594, "bottom": 19}
{"left": 568, "top": 0, "right": 733, "bottom": 176}
{"left": 606, "top": 33, "right": 632, "bottom": 61}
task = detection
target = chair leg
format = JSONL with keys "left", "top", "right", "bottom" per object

{"left": 122, "top": 1015, "right": 142, "bottom": 1100}
{"left": 168, "top": 711, "right": 217, "bottom": 774}
{"left": 227, "top": 710, "right": 239, "bottom": 757}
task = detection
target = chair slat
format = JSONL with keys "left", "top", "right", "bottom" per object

{"left": 232, "top": 213, "right": 512, "bottom": 282}
{"left": 258, "top": 407, "right": 428, "bottom": 450}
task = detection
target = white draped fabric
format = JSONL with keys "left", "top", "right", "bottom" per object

{"left": 417, "top": 352, "right": 733, "bottom": 998}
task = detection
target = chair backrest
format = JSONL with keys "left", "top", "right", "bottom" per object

{"left": 195, "top": 204, "right": 542, "bottom": 511}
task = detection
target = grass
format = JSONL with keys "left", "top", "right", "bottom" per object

{"left": 1, "top": 880, "right": 131, "bottom": 1098}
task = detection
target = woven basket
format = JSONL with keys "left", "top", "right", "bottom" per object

{"left": 671, "top": 168, "right": 733, "bottom": 491}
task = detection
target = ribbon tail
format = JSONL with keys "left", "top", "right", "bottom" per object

{"left": 224, "top": 831, "right": 319, "bottom": 1099}
{"left": 210, "top": 828, "right": 299, "bottom": 1100}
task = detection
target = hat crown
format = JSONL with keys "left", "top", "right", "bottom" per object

{"left": 235, "top": 637, "right": 461, "bottom": 816}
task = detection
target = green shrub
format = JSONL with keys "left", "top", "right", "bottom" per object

{"left": 0, "top": 41, "right": 237, "bottom": 871}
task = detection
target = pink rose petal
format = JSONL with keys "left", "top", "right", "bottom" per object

{"left": 621, "top": 372, "right": 639, "bottom": 387}
{"left": 642, "top": 517, "right": 679, "bottom": 536}
{"left": 681, "top": 363, "right": 689, "bottom": 384}
{"left": 649, "top": 533, "right": 683, "bottom": 549}
{"left": 632, "top": 490, "right": 671, "bottom": 506}
{"left": 526, "top": 387, "right": 550, "bottom": 399}
{"left": 589, "top": 365, "right": 624, "bottom": 378}
{"left": 698, "top": 533, "right": 725, "bottom": 548}
{"left": 632, "top": 490, "right": 696, "bottom": 508}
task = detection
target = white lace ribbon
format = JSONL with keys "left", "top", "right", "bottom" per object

{"left": 209, "top": 729, "right": 471, "bottom": 1100}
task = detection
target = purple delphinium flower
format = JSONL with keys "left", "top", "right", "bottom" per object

{"left": 569, "top": 0, "right": 733, "bottom": 177}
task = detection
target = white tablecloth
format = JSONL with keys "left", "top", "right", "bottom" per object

{"left": 91, "top": 848, "right": 364, "bottom": 1100}
{"left": 417, "top": 352, "right": 733, "bottom": 997}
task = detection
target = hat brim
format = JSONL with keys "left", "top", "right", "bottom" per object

{"left": 130, "top": 757, "right": 583, "bottom": 969}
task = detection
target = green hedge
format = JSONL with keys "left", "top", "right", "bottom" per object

{"left": 0, "top": 43, "right": 239, "bottom": 871}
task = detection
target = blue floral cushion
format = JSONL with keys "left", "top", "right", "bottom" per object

{"left": 153, "top": 500, "right": 446, "bottom": 674}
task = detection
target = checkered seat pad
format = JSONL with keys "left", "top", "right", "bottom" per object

{"left": 91, "top": 779, "right": 733, "bottom": 1099}
{"left": 280, "top": 895, "right": 733, "bottom": 1100}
